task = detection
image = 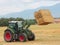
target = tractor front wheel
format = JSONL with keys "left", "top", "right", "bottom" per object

{"left": 4, "top": 30, "right": 13, "bottom": 42}
{"left": 28, "top": 33, "right": 35, "bottom": 41}
{"left": 19, "top": 33, "right": 27, "bottom": 42}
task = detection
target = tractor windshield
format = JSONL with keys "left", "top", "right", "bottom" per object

{"left": 18, "top": 21, "right": 23, "bottom": 28}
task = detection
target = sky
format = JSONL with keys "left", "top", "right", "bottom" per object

{"left": 0, "top": 0, "right": 60, "bottom": 16}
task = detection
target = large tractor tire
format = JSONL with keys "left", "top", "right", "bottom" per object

{"left": 28, "top": 33, "right": 35, "bottom": 41}
{"left": 4, "top": 30, "right": 13, "bottom": 42}
{"left": 19, "top": 33, "right": 27, "bottom": 42}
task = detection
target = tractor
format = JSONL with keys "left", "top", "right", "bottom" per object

{"left": 4, "top": 21, "right": 35, "bottom": 42}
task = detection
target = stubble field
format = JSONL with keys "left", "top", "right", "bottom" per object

{"left": 0, "top": 23, "right": 60, "bottom": 45}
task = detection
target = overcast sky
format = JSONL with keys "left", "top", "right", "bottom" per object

{"left": 0, "top": 0, "right": 60, "bottom": 15}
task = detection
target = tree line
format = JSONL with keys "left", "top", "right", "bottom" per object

{"left": 0, "top": 17, "right": 37, "bottom": 26}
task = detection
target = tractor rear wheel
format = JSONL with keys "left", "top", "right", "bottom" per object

{"left": 28, "top": 33, "right": 35, "bottom": 41}
{"left": 4, "top": 30, "right": 13, "bottom": 42}
{"left": 19, "top": 33, "right": 27, "bottom": 42}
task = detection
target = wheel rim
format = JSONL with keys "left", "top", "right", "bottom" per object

{"left": 5, "top": 32, "right": 11, "bottom": 41}
{"left": 19, "top": 35, "right": 24, "bottom": 41}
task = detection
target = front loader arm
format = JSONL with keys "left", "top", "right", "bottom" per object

{"left": 22, "top": 20, "right": 31, "bottom": 29}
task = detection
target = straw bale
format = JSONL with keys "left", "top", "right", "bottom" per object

{"left": 34, "top": 10, "right": 54, "bottom": 25}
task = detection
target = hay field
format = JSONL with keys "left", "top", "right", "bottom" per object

{"left": 0, "top": 23, "right": 60, "bottom": 45}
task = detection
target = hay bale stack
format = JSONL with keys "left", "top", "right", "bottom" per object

{"left": 34, "top": 10, "right": 54, "bottom": 25}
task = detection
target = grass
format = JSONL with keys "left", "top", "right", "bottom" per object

{"left": 0, "top": 23, "right": 60, "bottom": 45}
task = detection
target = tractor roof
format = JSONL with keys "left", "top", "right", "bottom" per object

{"left": 9, "top": 21, "right": 23, "bottom": 23}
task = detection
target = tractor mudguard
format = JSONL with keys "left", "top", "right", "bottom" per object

{"left": 5, "top": 28, "right": 15, "bottom": 34}
{"left": 24, "top": 29, "right": 33, "bottom": 37}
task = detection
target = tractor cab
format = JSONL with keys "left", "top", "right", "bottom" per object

{"left": 9, "top": 21, "right": 23, "bottom": 31}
